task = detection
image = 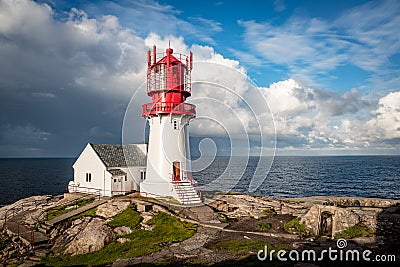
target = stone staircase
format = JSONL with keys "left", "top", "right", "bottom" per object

{"left": 4, "top": 211, "right": 51, "bottom": 266}
{"left": 3, "top": 197, "right": 107, "bottom": 266}
{"left": 173, "top": 180, "right": 202, "bottom": 205}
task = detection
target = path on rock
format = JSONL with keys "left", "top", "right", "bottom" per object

{"left": 139, "top": 198, "right": 297, "bottom": 239}
{"left": 113, "top": 199, "right": 298, "bottom": 266}
{"left": 46, "top": 199, "right": 107, "bottom": 227}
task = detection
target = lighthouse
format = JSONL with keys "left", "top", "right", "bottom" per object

{"left": 140, "top": 45, "right": 202, "bottom": 205}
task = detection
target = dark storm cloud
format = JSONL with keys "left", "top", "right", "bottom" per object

{"left": 0, "top": 0, "right": 148, "bottom": 157}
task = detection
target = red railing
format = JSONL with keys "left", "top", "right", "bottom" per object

{"left": 184, "top": 171, "right": 202, "bottom": 200}
{"left": 142, "top": 102, "right": 196, "bottom": 116}
{"left": 5, "top": 218, "right": 35, "bottom": 244}
{"left": 2, "top": 199, "right": 49, "bottom": 245}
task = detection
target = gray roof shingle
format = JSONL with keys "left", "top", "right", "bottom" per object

{"left": 90, "top": 144, "right": 147, "bottom": 167}
{"left": 108, "top": 169, "right": 127, "bottom": 176}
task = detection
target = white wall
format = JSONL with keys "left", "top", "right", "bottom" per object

{"left": 122, "top": 166, "right": 145, "bottom": 191}
{"left": 72, "top": 144, "right": 113, "bottom": 197}
{"left": 141, "top": 114, "right": 192, "bottom": 199}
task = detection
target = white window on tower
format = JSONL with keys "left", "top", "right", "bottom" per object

{"left": 173, "top": 119, "right": 178, "bottom": 130}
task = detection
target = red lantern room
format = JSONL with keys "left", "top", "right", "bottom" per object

{"left": 142, "top": 45, "right": 196, "bottom": 116}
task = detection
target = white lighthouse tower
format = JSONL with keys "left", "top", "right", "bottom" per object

{"left": 140, "top": 45, "right": 202, "bottom": 205}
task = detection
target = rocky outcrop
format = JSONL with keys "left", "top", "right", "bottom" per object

{"left": 96, "top": 201, "right": 130, "bottom": 218}
{"left": 0, "top": 195, "right": 53, "bottom": 224}
{"left": 64, "top": 217, "right": 115, "bottom": 255}
{"left": 114, "top": 226, "right": 132, "bottom": 236}
{"left": 23, "top": 209, "right": 47, "bottom": 225}
{"left": 208, "top": 194, "right": 308, "bottom": 219}
{"left": 300, "top": 205, "right": 360, "bottom": 237}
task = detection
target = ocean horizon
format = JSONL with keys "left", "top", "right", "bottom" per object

{"left": 0, "top": 155, "right": 399, "bottom": 206}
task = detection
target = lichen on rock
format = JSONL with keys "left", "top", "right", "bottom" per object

{"left": 96, "top": 201, "right": 130, "bottom": 218}
{"left": 64, "top": 217, "right": 115, "bottom": 255}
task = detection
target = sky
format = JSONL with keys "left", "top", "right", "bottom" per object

{"left": 0, "top": 0, "right": 399, "bottom": 157}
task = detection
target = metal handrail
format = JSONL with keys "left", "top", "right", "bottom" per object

{"left": 67, "top": 184, "right": 101, "bottom": 200}
{"left": 142, "top": 102, "right": 196, "bottom": 116}
{"left": 184, "top": 171, "right": 202, "bottom": 200}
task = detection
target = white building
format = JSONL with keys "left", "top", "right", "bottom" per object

{"left": 69, "top": 143, "right": 147, "bottom": 197}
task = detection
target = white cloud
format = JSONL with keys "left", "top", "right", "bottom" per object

{"left": 261, "top": 78, "right": 400, "bottom": 151}
{"left": 365, "top": 91, "right": 400, "bottom": 140}
{"left": 238, "top": 0, "right": 400, "bottom": 89}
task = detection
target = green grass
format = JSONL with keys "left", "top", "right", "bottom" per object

{"left": 261, "top": 208, "right": 276, "bottom": 217}
{"left": 257, "top": 222, "right": 271, "bottom": 232}
{"left": 334, "top": 225, "right": 374, "bottom": 239}
{"left": 47, "top": 197, "right": 95, "bottom": 220}
{"left": 42, "top": 212, "right": 197, "bottom": 266}
{"left": 70, "top": 207, "right": 98, "bottom": 220}
{"left": 209, "top": 240, "right": 288, "bottom": 256}
{"left": 108, "top": 207, "right": 142, "bottom": 230}
{"left": 283, "top": 217, "right": 308, "bottom": 237}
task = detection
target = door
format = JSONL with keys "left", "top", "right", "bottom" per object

{"left": 113, "top": 177, "right": 122, "bottom": 196}
{"left": 173, "top": 161, "right": 181, "bottom": 181}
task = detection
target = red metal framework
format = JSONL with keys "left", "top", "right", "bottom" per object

{"left": 143, "top": 45, "right": 195, "bottom": 117}
{"left": 146, "top": 46, "right": 192, "bottom": 94}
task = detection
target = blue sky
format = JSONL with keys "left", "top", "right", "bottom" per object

{"left": 0, "top": 0, "right": 399, "bottom": 157}
{"left": 44, "top": 0, "right": 400, "bottom": 93}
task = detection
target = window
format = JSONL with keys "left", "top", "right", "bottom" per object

{"left": 173, "top": 119, "right": 178, "bottom": 130}
{"left": 140, "top": 170, "right": 146, "bottom": 180}
{"left": 114, "top": 178, "right": 117, "bottom": 183}
{"left": 86, "top": 173, "right": 92, "bottom": 183}
{"left": 124, "top": 176, "right": 127, "bottom": 182}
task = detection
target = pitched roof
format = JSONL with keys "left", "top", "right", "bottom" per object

{"left": 108, "top": 169, "right": 127, "bottom": 176}
{"left": 90, "top": 144, "right": 146, "bottom": 167}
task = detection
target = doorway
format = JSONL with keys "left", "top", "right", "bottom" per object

{"left": 173, "top": 161, "right": 181, "bottom": 181}
{"left": 319, "top": 211, "right": 333, "bottom": 237}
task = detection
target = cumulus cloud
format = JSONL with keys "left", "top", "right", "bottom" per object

{"left": 365, "top": 91, "right": 400, "bottom": 141}
{"left": 261, "top": 78, "right": 400, "bottom": 152}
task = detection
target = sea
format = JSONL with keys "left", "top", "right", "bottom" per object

{"left": 0, "top": 156, "right": 399, "bottom": 206}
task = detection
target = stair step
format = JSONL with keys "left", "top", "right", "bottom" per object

{"left": 28, "top": 255, "right": 42, "bottom": 262}
{"left": 35, "top": 243, "right": 52, "bottom": 250}
{"left": 37, "top": 227, "right": 47, "bottom": 234}
{"left": 34, "top": 249, "right": 49, "bottom": 257}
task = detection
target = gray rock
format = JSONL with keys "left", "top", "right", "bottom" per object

{"left": 114, "top": 226, "right": 132, "bottom": 236}
{"left": 96, "top": 201, "right": 130, "bottom": 218}
{"left": 64, "top": 217, "right": 115, "bottom": 255}
{"left": 117, "top": 237, "right": 131, "bottom": 243}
